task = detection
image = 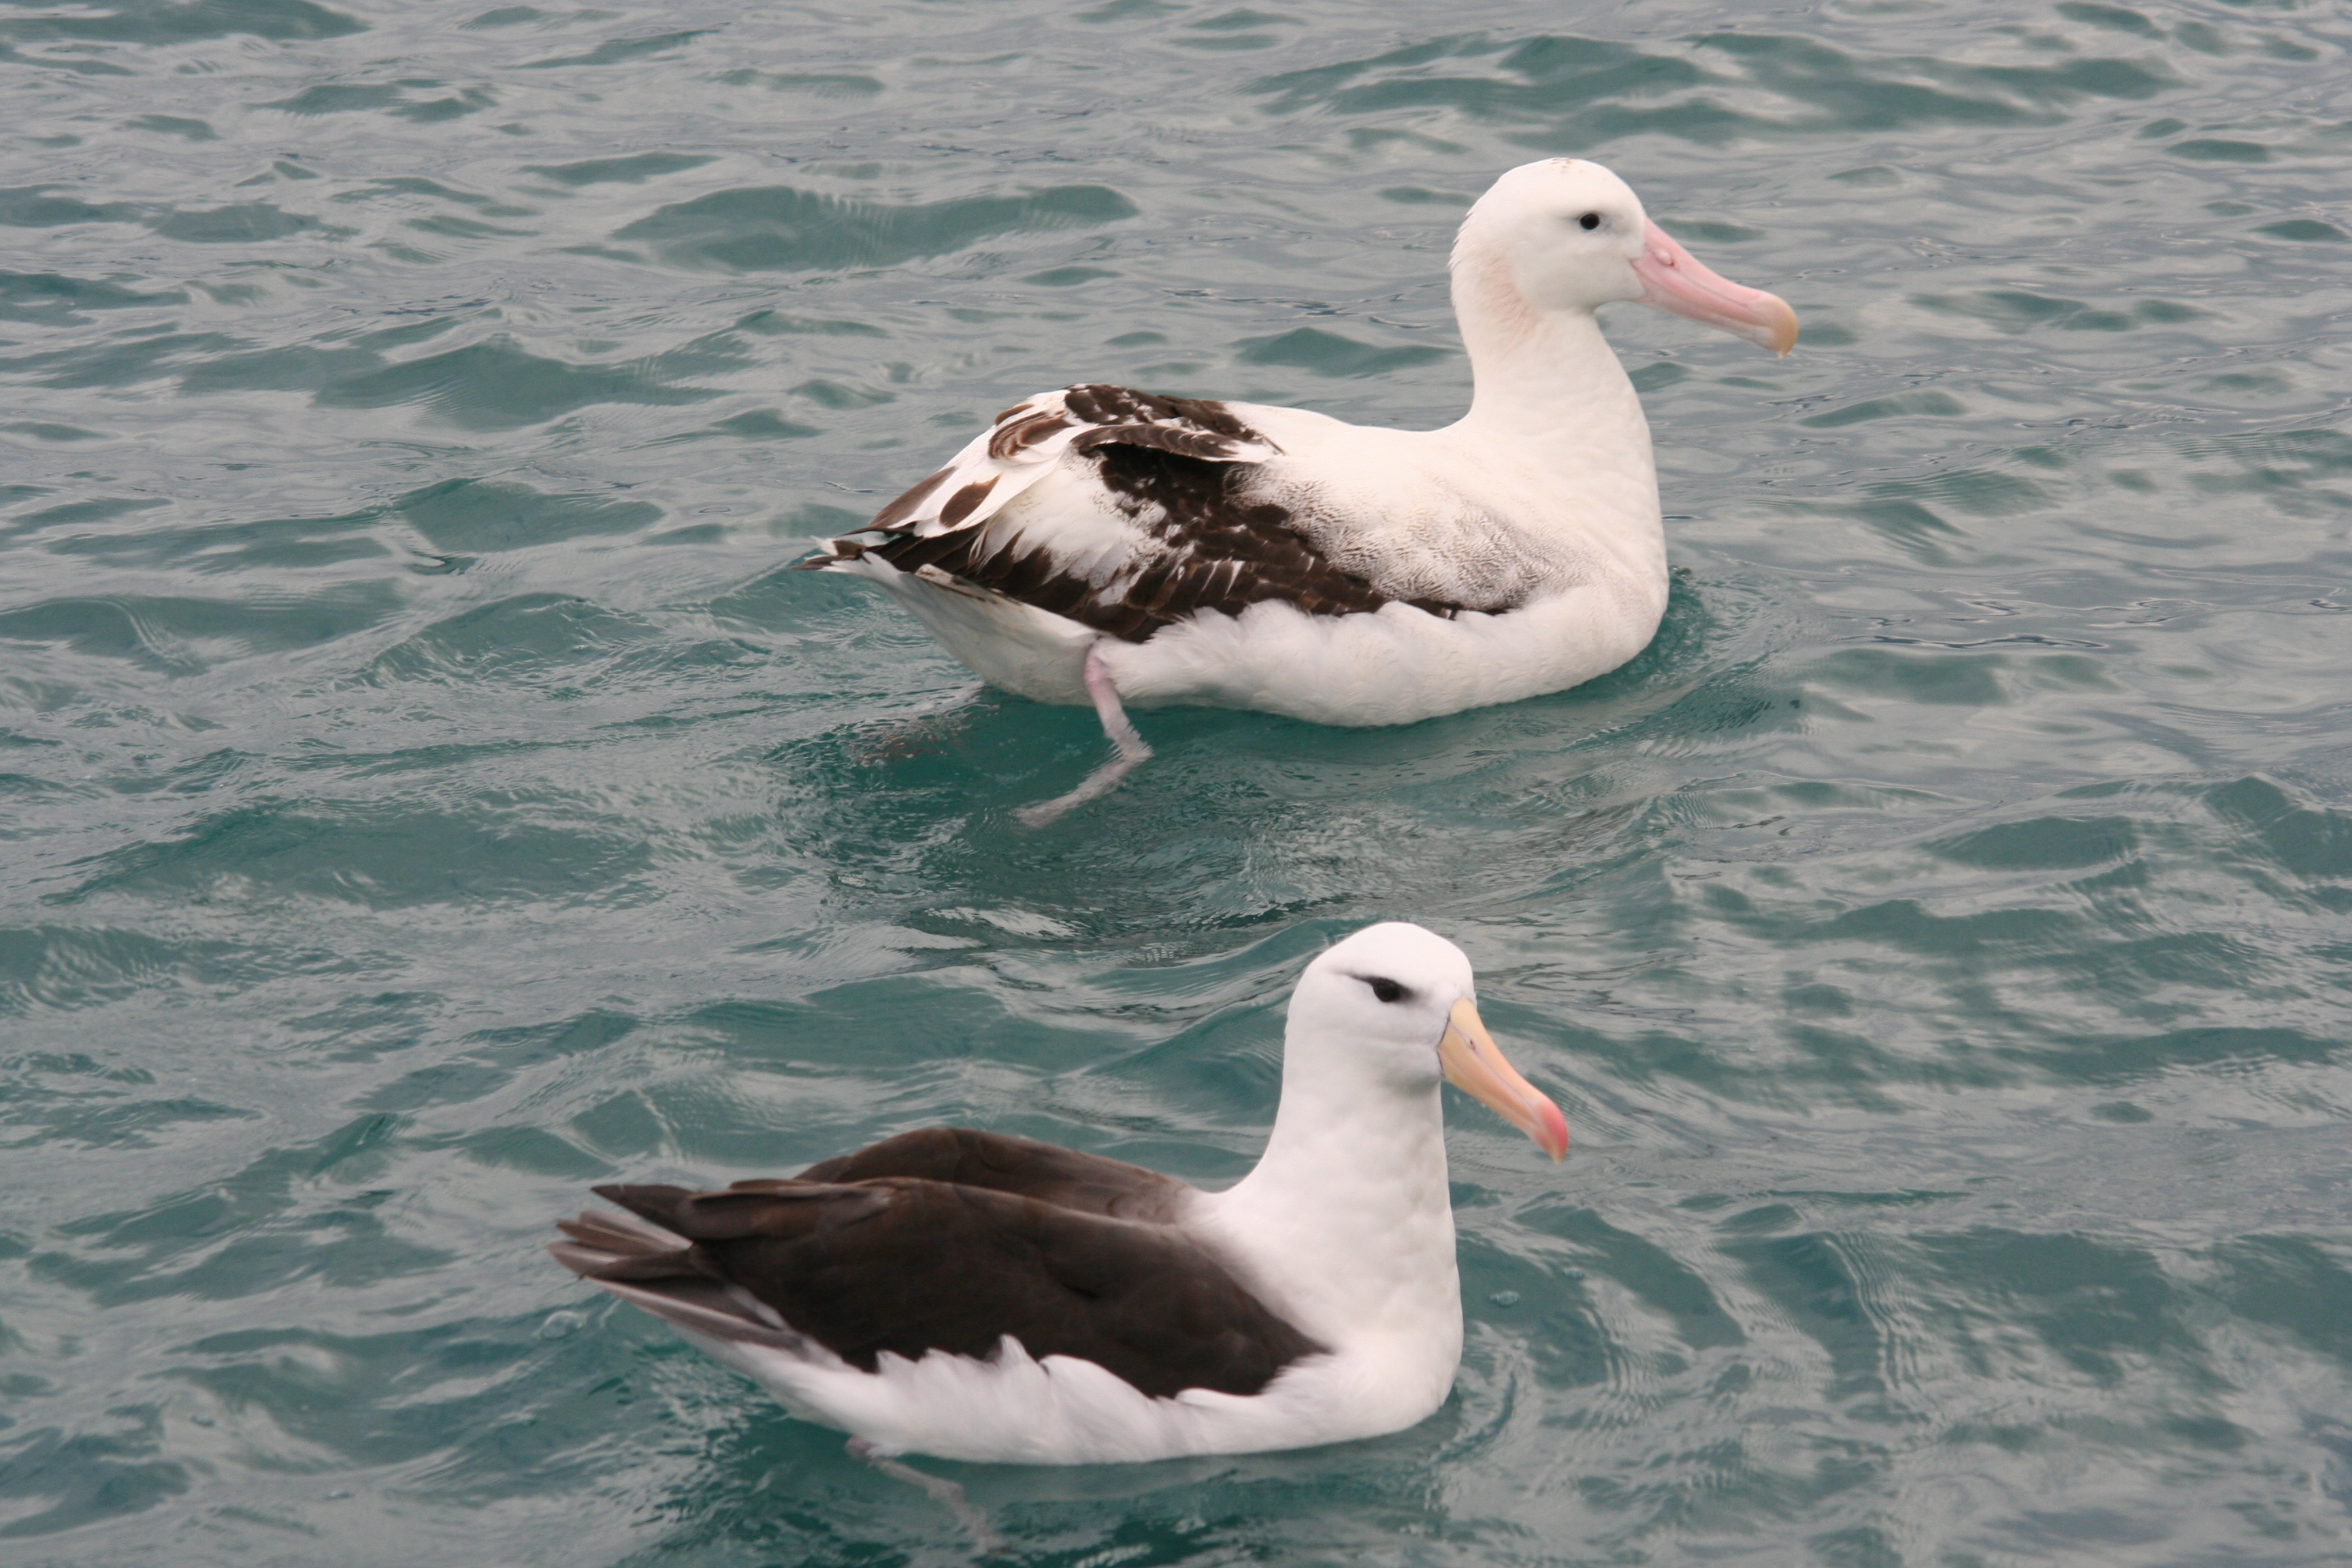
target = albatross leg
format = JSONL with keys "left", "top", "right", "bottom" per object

{"left": 1016, "top": 638, "right": 1153, "bottom": 827}
{"left": 847, "top": 1437, "right": 1001, "bottom": 1553}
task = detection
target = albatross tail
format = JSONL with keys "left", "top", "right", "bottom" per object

{"left": 549, "top": 1193, "right": 809, "bottom": 1351}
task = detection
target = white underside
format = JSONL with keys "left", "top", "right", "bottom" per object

{"left": 842, "top": 554, "right": 1665, "bottom": 728}
{"left": 678, "top": 1320, "right": 1452, "bottom": 1465}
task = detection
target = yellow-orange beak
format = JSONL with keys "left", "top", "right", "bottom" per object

{"left": 1439, "top": 999, "right": 1569, "bottom": 1162}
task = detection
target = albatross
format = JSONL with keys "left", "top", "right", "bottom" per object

{"left": 796, "top": 158, "right": 1797, "bottom": 820}
{"left": 549, "top": 922, "right": 1568, "bottom": 1465}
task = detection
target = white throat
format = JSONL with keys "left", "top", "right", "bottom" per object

{"left": 1447, "top": 245, "right": 1653, "bottom": 461}
{"left": 1194, "top": 1019, "right": 1463, "bottom": 1352}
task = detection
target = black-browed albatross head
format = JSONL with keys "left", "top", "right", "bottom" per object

{"left": 1283, "top": 922, "right": 1569, "bottom": 1160}
{"left": 1454, "top": 157, "right": 1799, "bottom": 357}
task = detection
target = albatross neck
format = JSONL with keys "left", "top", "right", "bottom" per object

{"left": 1203, "top": 1034, "right": 1460, "bottom": 1336}
{"left": 1446, "top": 269, "right": 1653, "bottom": 463}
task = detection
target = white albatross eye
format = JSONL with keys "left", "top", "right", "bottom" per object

{"left": 1578, "top": 212, "right": 1602, "bottom": 231}
{"left": 1365, "top": 977, "right": 1407, "bottom": 1004}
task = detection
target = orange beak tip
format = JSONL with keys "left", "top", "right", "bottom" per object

{"left": 1439, "top": 998, "right": 1573, "bottom": 1164}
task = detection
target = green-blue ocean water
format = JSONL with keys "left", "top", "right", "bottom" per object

{"left": 3, "top": 0, "right": 2350, "bottom": 1561}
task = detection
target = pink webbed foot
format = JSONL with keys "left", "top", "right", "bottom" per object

{"left": 1017, "top": 638, "right": 1154, "bottom": 827}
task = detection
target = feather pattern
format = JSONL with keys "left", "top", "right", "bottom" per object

{"left": 565, "top": 1157, "right": 1322, "bottom": 1401}
{"left": 843, "top": 384, "right": 1284, "bottom": 541}
{"left": 801, "top": 385, "right": 1459, "bottom": 642}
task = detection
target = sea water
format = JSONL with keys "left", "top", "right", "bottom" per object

{"left": 3, "top": 1, "right": 2349, "bottom": 1563}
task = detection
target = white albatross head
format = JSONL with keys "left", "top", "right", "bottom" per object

{"left": 1286, "top": 921, "right": 1569, "bottom": 1160}
{"left": 1454, "top": 157, "right": 1799, "bottom": 356}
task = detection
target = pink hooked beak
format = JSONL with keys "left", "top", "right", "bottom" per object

{"left": 1630, "top": 220, "right": 1799, "bottom": 356}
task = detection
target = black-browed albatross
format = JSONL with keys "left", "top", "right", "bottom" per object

{"left": 798, "top": 158, "right": 1798, "bottom": 820}
{"left": 549, "top": 922, "right": 1568, "bottom": 1465}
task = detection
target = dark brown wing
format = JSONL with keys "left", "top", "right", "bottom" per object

{"left": 773, "top": 1126, "right": 1188, "bottom": 1222}
{"left": 549, "top": 1206, "right": 809, "bottom": 1350}
{"left": 559, "top": 1176, "right": 1323, "bottom": 1399}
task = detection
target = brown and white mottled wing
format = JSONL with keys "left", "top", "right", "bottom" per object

{"left": 805, "top": 384, "right": 1283, "bottom": 555}
{"left": 800, "top": 383, "right": 1470, "bottom": 640}
{"left": 551, "top": 1173, "right": 1325, "bottom": 1400}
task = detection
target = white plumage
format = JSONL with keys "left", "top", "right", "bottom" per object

{"left": 800, "top": 159, "right": 1797, "bottom": 815}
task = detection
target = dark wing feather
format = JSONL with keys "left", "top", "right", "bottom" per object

{"left": 550, "top": 1202, "right": 808, "bottom": 1349}
{"left": 781, "top": 1126, "right": 1189, "bottom": 1222}
{"left": 798, "top": 383, "right": 1469, "bottom": 640}
{"left": 566, "top": 1176, "right": 1323, "bottom": 1399}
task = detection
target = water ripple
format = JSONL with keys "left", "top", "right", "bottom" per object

{"left": 2, "top": 0, "right": 2351, "bottom": 1563}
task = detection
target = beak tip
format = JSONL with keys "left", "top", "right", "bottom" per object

{"left": 1540, "top": 1102, "right": 1570, "bottom": 1162}
{"left": 1441, "top": 1000, "right": 1573, "bottom": 1164}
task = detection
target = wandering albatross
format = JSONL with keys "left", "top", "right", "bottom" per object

{"left": 549, "top": 922, "right": 1568, "bottom": 1465}
{"left": 796, "top": 158, "right": 1798, "bottom": 820}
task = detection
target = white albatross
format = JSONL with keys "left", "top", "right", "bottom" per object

{"left": 549, "top": 922, "right": 1568, "bottom": 1465}
{"left": 798, "top": 158, "right": 1798, "bottom": 819}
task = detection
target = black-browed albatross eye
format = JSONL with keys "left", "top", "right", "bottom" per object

{"left": 1578, "top": 212, "right": 1601, "bottom": 231}
{"left": 1366, "top": 977, "right": 1407, "bottom": 1004}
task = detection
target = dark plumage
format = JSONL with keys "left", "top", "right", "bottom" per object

{"left": 551, "top": 1128, "right": 1325, "bottom": 1401}
{"left": 795, "top": 1126, "right": 1185, "bottom": 1218}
